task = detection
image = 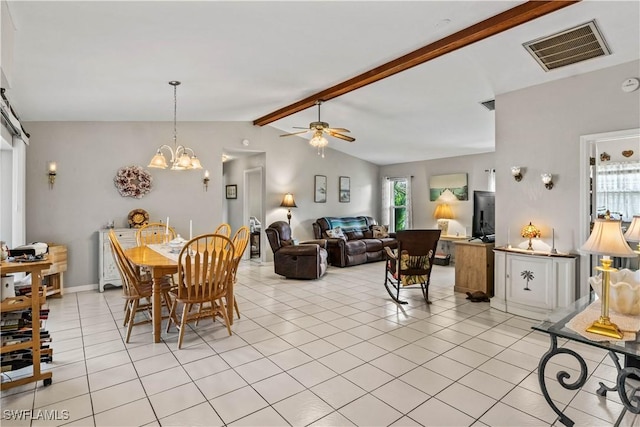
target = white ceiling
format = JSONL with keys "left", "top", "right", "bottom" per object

{"left": 5, "top": 1, "right": 640, "bottom": 165}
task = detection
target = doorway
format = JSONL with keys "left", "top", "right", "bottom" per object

{"left": 579, "top": 128, "right": 640, "bottom": 295}
{"left": 243, "top": 167, "right": 264, "bottom": 262}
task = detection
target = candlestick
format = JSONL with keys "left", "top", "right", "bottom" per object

{"left": 166, "top": 217, "right": 170, "bottom": 235}
{"left": 507, "top": 227, "right": 511, "bottom": 248}
{"left": 189, "top": 220, "right": 193, "bottom": 240}
{"left": 551, "top": 228, "right": 557, "bottom": 254}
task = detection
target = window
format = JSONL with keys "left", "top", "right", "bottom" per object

{"left": 596, "top": 161, "right": 640, "bottom": 221}
{"left": 382, "top": 177, "right": 411, "bottom": 232}
{"left": 391, "top": 179, "right": 407, "bottom": 231}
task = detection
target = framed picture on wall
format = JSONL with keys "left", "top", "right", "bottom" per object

{"left": 314, "top": 175, "right": 327, "bottom": 203}
{"left": 339, "top": 176, "right": 350, "bottom": 203}
{"left": 225, "top": 185, "right": 237, "bottom": 199}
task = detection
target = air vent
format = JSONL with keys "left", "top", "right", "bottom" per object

{"left": 523, "top": 20, "right": 611, "bottom": 72}
{"left": 480, "top": 99, "right": 495, "bottom": 111}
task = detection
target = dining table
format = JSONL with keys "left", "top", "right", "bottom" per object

{"left": 123, "top": 245, "right": 236, "bottom": 343}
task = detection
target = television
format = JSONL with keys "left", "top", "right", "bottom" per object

{"left": 472, "top": 191, "right": 495, "bottom": 241}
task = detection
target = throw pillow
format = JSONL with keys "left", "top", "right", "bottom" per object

{"left": 326, "top": 227, "right": 346, "bottom": 240}
{"left": 372, "top": 225, "right": 389, "bottom": 238}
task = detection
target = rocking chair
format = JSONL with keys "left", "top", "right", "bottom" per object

{"left": 383, "top": 229, "right": 441, "bottom": 305}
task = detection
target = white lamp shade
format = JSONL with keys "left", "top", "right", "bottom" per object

{"left": 190, "top": 157, "right": 203, "bottom": 169}
{"left": 580, "top": 219, "right": 636, "bottom": 257}
{"left": 624, "top": 215, "right": 640, "bottom": 242}
{"left": 434, "top": 203, "right": 454, "bottom": 219}
{"left": 148, "top": 151, "right": 168, "bottom": 169}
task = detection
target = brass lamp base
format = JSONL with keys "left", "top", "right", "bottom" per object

{"left": 586, "top": 316, "right": 624, "bottom": 339}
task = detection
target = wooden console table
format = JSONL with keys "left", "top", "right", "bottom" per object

{"left": 41, "top": 244, "right": 67, "bottom": 297}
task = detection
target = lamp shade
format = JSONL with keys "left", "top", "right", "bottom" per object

{"left": 434, "top": 203, "right": 454, "bottom": 220}
{"left": 580, "top": 219, "right": 635, "bottom": 257}
{"left": 624, "top": 215, "right": 640, "bottom": 242}
{"left": 521, "top": 222, "right": 540, "bottom": 239}
{"left": 280, "top": 193, "right": 297, "bottom": 208}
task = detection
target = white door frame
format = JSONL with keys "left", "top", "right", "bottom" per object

{"left": 579, "top": 128, "right": 640, "bottom": 296}
{"left": 243, "top": 166, "right": 264, "bottom": 262}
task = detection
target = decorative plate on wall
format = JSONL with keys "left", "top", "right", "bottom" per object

{"left": 128, "top": 209, "right": 149, "bottom": 228}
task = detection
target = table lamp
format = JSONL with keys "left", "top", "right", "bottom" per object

{"left": 624, "top": 215, "right": 640, "bottom": 254}
{"left": 580, "top": 218, "right": 636, "bottom": 339}
{"left": 280, "top": 193, "right": 297, "bottom": 225}
{"left": 434, "top": 203, "right": 454, "bottom": 236}
{"left": 521, "top": 222, "right": 540, "bottom": 251}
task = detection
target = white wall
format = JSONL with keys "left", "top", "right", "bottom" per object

{"left": 495, "top": 60, "right": 640, "bottom": 257}
{"left": 380, "top": 152, "right": 495, "bottom": 236}
{"left": 24, "top": 121, "right": 379, "bottom": 286}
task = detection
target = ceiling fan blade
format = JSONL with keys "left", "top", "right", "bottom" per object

{"left": 280, "top": 130, "right": 310, "bottom": 137}
{"left": 327, "top": 127, "right": 350, "bottom": 133}
{"left": 292, "top": 126, "right": 310, "bottom": 130}
{"left": 327, "top": 130, "right": 356, "bottom": 142}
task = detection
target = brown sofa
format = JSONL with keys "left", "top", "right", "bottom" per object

{"left": 265, "top": 221, "right": 328, "bottom": 279}
{"left": 312, "top": 216, "right": 397, "bottom": 267}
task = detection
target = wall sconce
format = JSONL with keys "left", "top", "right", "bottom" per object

{"left": 47, "top": 161, "right": 57, "bottom": 189}
{"left": 511, "top": 166, "right": 522, "bottom": 182}
{"left": 203, "top": 170, "right": 210, "bottom": 192}
{"left": 280, "top": 193, "right": 297, "bottom": 225}
{"left": 541, "top": 173, "right": 553, "bottom": 190}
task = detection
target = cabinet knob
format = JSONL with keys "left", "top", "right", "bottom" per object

{"left": 506, "top": 274, "right": 510, "bottom": 278}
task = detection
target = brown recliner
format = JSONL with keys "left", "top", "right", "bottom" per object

{"left": 265, "top": 221, "right": 328, "bottom": 279}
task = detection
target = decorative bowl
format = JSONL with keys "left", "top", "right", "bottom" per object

{"left": 588, "top": 268, "right": 640, "bottom": 315}
{"left": 168, "top": 235, "right": 186, "bottom": 253}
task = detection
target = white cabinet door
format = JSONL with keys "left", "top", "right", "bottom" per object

{"left": 507, "top": 254, "right": 555, "bottom": 310}
{"left": 98, "top": 228, "right": 137, "bottom": 292}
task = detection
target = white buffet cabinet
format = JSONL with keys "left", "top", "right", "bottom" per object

{"left": 492, "top": 247, "right": 578, "bottom": 320}
{"left": 98, "top": 228, "right": 137, "bottom": 292}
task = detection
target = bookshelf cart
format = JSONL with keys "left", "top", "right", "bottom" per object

{"left": 1, "top": 259, "right": 53, "bottom": 390}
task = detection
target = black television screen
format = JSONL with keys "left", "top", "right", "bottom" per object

{"left": 472, "top": 191, "right": 495, "bottom": 239}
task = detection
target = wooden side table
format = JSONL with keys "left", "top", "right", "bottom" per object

{"left": 453, "top": 241, "right": 495, "bottom": 296}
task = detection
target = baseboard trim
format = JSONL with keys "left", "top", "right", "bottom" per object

{"left": 64, "top": 284, "right": 99, "bottom": 294}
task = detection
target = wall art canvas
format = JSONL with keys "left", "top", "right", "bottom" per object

{"left": 429, "top": 173, "right": 468, "bottom": 201}
{"left": 314, "top": 175, "right": 327, "bottom": 203}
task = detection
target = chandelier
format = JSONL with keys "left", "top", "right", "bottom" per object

{"left": 148, "top": 81, "right": 203, "bottom": 171}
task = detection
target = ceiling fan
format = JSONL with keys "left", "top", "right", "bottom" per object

{"left": 280, "top": 100, "right": 355, "bottom": 158}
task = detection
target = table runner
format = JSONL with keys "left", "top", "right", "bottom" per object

{"left": 147, "top": 243, "right": 180, "bottom": 262}
{"left": 566, "top": 300, "right": 640, "bottom": 342}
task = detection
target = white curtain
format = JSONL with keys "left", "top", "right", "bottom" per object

{"left": 405, "top": 176, "right": 413, "bottom": 228}
{"left": 381, "top": 176, "right": 390, "bottom": 227}
{"left": 596, "top": 161, "right": 640, "bottom": 221}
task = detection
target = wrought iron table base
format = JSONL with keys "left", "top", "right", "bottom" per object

{"left": 538, "top": 335, "right": 640, "bottom": 427}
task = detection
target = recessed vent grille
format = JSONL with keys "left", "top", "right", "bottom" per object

{"left": 523, "top": 20, "right": 611, "bottom": 72}
{"left": 480, "top": 99, "right": 495, "bottom": 111}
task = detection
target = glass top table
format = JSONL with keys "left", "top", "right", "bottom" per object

{"left": 532, "top": 293, "right": 640, "bottom": 426}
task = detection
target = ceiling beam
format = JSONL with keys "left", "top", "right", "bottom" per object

{"left": 253, "top": 0, "right": 579, "bottom": 127}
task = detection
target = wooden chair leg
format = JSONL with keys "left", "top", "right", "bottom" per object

{"left": 166, "top": 299, "right": 177, "bottom": 333}
{"left": 234, "top": 299, "right": 240, "bottom": 319}
{"left": 125, "top": 299, "right": 138, "bottom": 343}
{"left": 177, "top": 303, "right": 189, "bottom": 350}
{"left": 217, "top": 298, "right": 232, "bottom": 336}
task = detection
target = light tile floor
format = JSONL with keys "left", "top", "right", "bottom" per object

{"left": 2, "top": 262, "right": 638, "bottom": 426}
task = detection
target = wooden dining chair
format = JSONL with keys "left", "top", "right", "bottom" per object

{"left": 166, "top": 234, "right": 236, "bottom": 349}
{"left": 108, "top": 230, "right": 174, "bottom": 343}
{"left": 229, "top": 226, "right": 250, "bottom": 318}
{"left": 214, "top": 223, "right": 231, "bottom": 237}
{"left": 136, "top": 222, "right": 176, "bottom": 246}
